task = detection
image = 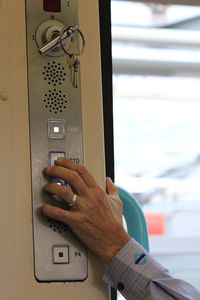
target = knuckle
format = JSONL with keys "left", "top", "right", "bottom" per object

{"left": 56, "top": 208, "right": 67, "bottom": 220}
{"left": 115, "top": 195, "right": 123, "bottom": 206}
{"left": 45, "top": 182, "right": 57, "bottom": 193}
{"left": 57, "top": 186, "right": 68, "bottom": 199}
{"left": 77, "top": 215, "right": 87, "bottom": 225}
{"left": 96, "top": 186, "right": 105, "bottom": 199}
{"left": 76, "top": 164, "right": 87, "bottom": 176}
{"left": 117, "top": 199, "right": 123, "bottom": 208}
{"left": 69, "top": 170, "right": 79, "bottom": 181}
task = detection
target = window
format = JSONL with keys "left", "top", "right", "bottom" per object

{"left": 111, "top": 1, "right": 200, "bottom": 296}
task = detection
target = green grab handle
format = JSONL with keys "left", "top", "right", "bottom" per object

{"left": 118, "top": 187, "right": 149, "bottom": 251}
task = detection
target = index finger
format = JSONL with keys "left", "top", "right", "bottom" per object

{"left": 55, "top": 158, "right": 97, "bottom": 188}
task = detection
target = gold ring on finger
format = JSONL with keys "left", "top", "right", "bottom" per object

{"left": 68, "top": 193, "right": 78, "bottom": 208}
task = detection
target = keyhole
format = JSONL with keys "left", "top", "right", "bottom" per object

{"left": 51, "top": 30, "right": 60, "bottom": 39}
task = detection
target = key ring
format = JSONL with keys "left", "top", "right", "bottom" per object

{"left": 59, "top": 25, "right": 86, "bottom": 57}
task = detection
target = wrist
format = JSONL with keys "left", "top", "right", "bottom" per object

{"left": 101, "top": 232, "right": 131, "bottom": 264}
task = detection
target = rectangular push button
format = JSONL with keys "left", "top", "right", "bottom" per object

{"left": 48, "top": 120, "right": 65, "bottom": 139}
{"left": 53, "top": 246, "right": 69, "bottom": 264}
{"left": 49, "top": 151, "right": 66, "bottom": 166}
{"left": 49, "top": 152, "right": 66, "bottom": 185}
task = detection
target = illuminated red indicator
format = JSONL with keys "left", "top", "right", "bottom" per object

{"left": 144, "top": 212, "right": 165, "bottom": 236}
{"left": 43, "top": 0, "right": 61, "bottom": 12}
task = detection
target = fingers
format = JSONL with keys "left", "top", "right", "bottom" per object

{"left": 55, "top": 158, "right": 97, "bottom": 188}
{"left": 45, "top": 183, "right": 75, "bottom": 206}
{"left": 106, "top": 177, "right": 119, "bottom": 196}
{"left": 42, "top": 204, "right": 74, "bottom": 224}
{"left": 45, "top": 165, "right": 86, "bottom": 195}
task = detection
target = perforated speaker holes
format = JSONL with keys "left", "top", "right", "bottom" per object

{"left": 44, "top": 89, "right": 67, "bottom": 114}
{"left": 43, "top": 61, "right": 67, "bottom": 87}
{"left": 48, "top": 218, "right": 68, "bottom": 234}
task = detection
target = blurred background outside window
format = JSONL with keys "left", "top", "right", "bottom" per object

{"left": 111, "top": 2, "right": 200, "bottom": 297}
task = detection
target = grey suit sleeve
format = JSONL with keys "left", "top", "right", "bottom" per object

{"left": 103, "top": 239, "right": 200, "bottom": 300}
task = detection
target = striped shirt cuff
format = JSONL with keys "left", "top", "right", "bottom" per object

{"left": 103, "top": 238, "right": 167, "bottom": 299}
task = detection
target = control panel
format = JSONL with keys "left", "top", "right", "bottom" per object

{"left": 25, "top": 0, "right": 87, "bottom": 281}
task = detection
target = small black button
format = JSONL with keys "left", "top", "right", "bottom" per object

{"left": 59, "top": 252, "right": 64, "bottom": 258}
{"left": 117, "top": 282, "right": 125, "bottom": 291}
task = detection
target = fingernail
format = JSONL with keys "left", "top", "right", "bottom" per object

{"left": 55, "top": 157, "right": 64, "bottom": 163}
{"left": 107, "top": 177, "right": 113, "bottom": 183}
{"left": 44, "top": 166, "right": 52, "bottom": 173}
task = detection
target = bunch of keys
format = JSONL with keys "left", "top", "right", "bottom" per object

{"left": 38, "top": 24, "right": 85, "bottom": 89}
{"left": 68, "top": 54, "right": 80, "bottom": 89}
{"left": 58, "top": 25, "right": 85, "bottom": 89}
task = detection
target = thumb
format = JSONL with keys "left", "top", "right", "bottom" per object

{"left": 106, "top": 177, "right": 119, "bottom": 196}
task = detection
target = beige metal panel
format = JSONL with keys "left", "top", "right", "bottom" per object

{"left": 0, "top": 0, "right": 108, "bottom": 299}
{"left": 78, "top": 1, "right": 106, "bottom": 188}
{"left": 0, "top": 1, "right": 17, "bottom": 299}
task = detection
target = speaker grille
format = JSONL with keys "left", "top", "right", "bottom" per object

{"left": 43, "top": 89, "right": 67, "bottom": 113}
{"left": 43, "top": 61, "right": 67, "bottom": 87}
{"left": 48, "top": 218, "right": 68, "bottom": 234}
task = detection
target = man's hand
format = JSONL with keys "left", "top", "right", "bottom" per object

{"left": 42, "top": 158, "right": 130, "bottom": 264}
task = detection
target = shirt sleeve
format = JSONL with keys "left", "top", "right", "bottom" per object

{"left": 103, "top": 239, "right": 200, "bottom": 300}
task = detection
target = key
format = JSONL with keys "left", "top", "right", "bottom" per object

{"left": 69, "top": 54, "right": 80, "bottom": 88}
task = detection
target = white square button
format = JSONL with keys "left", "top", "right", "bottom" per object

{"left": 48, "top": 120, "right": 65, "bottom": 139}
{"left": 53, "top": 245, "right": 69, "bottom": 264}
